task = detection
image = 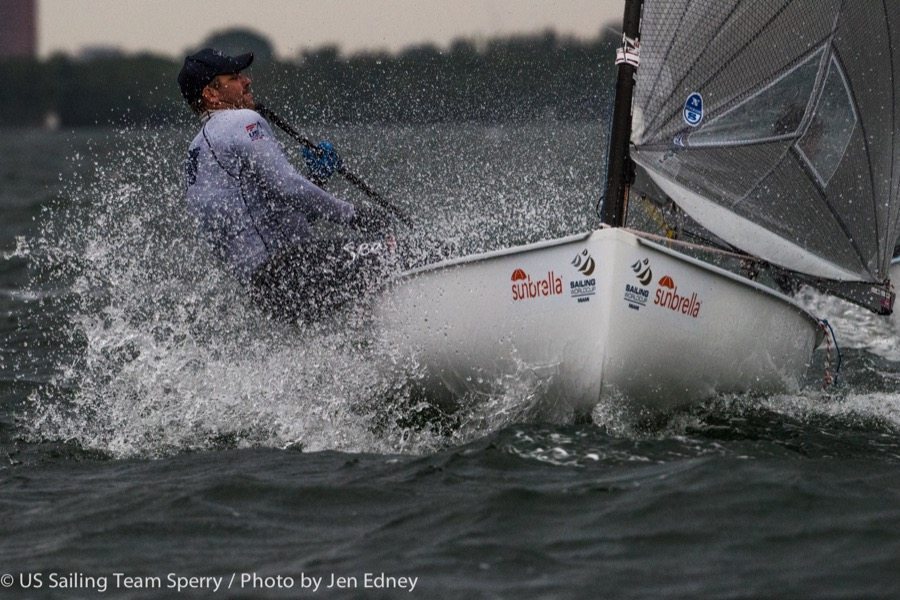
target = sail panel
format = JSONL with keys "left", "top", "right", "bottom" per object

{"left": 632, "top": 0, "right": 900, "bottom": 282}
{"left": 686, "top": 49, "right": 824, "bottom": 148}
{"left": 795, "top": 54, "right": 858, "bottom": 188}
{"left": 891, "top": 5, "right": 900, "bottom": 251}
{"left": 634, "top": 0, "right": 840, "bottom": 145}
{"left": 636, "top": 141, "right": 870, "bottom": 276}
{"left": 746, "top": 149, "right": 873, "bottom": 274}
{"left": 833, "top": 3, "right": 895, "bottom": 273}
{"left": 643, "top": 168, "right": 862, "bottom": 280}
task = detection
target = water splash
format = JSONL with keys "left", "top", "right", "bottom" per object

{"left": 21, "top": 123, "right": 601, "bottom": 459}
{"left": 798, "top": 287, "right": 900, "bottom": 363}
{"left": 494, "top": 386, "right": 900, "bottom": 468}
{"left": 1, "top": 236, "right": 30, "bottom": 261}
{"left": 20, "top": 130, "right": 434, "bottom": 457}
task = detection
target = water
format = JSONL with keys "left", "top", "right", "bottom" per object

{"left": 2, "top": 124, "right": 900, "bottom": 599}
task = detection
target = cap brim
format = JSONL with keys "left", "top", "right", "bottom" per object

{"left": 227, "top": 52, "right": 254, "bottom": 73}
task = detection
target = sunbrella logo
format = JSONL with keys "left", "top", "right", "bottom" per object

{"left": 511, "top": 269, "right": 563, "bottom": 301}
{"left": 653, "top": 275, "right": 702, "bottom": 318}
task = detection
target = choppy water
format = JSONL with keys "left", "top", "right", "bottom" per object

{"left": 2, "top": 124, "right": 900, "bottom": 599}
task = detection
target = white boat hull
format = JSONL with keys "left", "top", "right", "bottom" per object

{"left": 376, "top": 228, "right": 822, "bottom": 414}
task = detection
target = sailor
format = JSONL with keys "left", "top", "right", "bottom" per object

{"left": 177, "top": 48, "right": 390, "bottom": 322}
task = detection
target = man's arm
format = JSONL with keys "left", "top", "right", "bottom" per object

{"left": 238, "top": 112, "right": 356, "bottom": 224}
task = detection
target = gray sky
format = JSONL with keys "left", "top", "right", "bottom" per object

{"left": 39, "top": 0, "right": 625, "bottom": 59}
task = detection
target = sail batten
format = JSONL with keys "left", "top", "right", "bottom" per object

{"left": 632, "top": 0, "right": 900, "bottom": 283}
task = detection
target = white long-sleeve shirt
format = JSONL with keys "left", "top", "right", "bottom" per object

{"left": 184, "top": 109, "right": 355, "bottom": 282}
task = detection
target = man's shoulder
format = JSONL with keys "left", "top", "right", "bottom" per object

{"left": 207, "top": 109, "right": 270, "bottom": 143}
{"left": 213, "top": 107, "right": 263, "bottom": 123}
{"left": 209, "top": 108, "right": 264, "bottom": 127}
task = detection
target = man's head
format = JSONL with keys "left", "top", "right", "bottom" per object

{"left": 177, "top": 48, "right": 255, "bottom": 114}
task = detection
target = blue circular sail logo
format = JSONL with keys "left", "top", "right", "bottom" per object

{"left": 683, "top": 92, "right": 704, "bottom": 127}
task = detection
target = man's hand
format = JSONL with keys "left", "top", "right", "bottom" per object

{"left": 303, "top": 141, "right": 343, "bottom": 185}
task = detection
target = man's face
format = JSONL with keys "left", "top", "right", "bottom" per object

{"left": 204, "top": 71, "right": 254, "bottom": 110}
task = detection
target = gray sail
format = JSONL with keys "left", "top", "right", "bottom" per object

{"left": 630, "top": 0, "right": 900, "bottom": 282}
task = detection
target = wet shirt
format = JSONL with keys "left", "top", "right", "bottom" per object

{"left": 184, "top": 109, "right": 355, "bottom": 282}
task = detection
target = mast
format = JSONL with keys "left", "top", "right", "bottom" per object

{"left": 600, "top": 0, "right": 644, "bottom": 227}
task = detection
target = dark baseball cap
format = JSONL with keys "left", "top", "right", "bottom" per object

{"left": 177, "top": 48, "right": 254, "bottom": 104}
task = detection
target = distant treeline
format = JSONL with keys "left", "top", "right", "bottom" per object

{"left": 0, "top": 30, "right": 619, "bottom": 128}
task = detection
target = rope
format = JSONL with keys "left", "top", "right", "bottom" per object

{"left": 621, "top": 227, "right": 757, "bottom": 262}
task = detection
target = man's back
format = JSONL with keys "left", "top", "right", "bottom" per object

{"left": 184, "top": 109, "right": 354, "bottom": 283}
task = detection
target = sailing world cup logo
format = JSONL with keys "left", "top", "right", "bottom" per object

{"left": 569, "top": 249, "right": 597, "bottom": 302}
{"left": 624, "top": 258, "right": 652, "bottom": 310}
